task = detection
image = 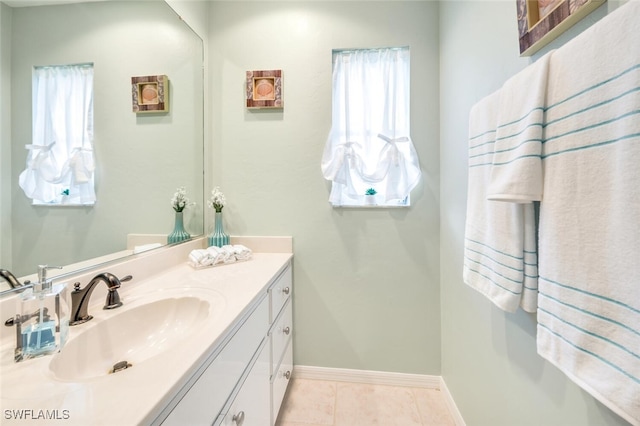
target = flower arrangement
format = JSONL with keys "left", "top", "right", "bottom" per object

{"left": 208, "top": 186, "right": 226, "bottom": 213}
{"left": 171, "top": 186, "right": 192, "bottom": 212}
{"left": 365, "top": 188, "right": 377, "bottom": 196}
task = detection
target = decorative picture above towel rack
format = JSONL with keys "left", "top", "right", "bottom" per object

{"left": 517, "top": 0, "right": 605, "bottom": 56}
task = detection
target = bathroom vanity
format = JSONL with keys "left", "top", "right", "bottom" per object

{"left": 0, "top": 238, "right": 293, "bottom": 425}
{"left": 158, "top": 252, "right": 293, "bottom": 425}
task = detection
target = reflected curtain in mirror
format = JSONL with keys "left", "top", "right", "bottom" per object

{"left": 19, "top": 63, "right": 95, "bottom": 206}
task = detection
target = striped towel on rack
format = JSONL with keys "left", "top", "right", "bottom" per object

{"left": 485, "top": 52, "right": 551, "bottom": 312}
{"left": 463, "top": 90, "right": 536, "bottom": 313}
{"left": 536, "top": 1, "right": 640, "bottom": 424}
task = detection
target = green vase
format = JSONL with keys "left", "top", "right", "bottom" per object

{"left": 208, "top": 211, "right": 229, "bottom": 247}
{"left": 168, "top": 211, "right": 190, "bottom": 244}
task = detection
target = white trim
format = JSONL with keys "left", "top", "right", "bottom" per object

{"left": 293, "top": 365, "right": 440, "bottom": 389}
{"left": 440, "top": 377, "right": 466, "bottom": 426}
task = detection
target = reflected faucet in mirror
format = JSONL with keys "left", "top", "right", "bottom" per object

{"left": 70, "top": 273, "right": 133, "bottom": 326}
{"left": 0, "top": 269, "right": 29, "bottom": 289}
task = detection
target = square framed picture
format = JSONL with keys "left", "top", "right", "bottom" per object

{"left": 517, "top": 0, "right": 605, "bottom": 56}
{"left": 246, "top": 70, "right": 283, "bottom": 109}
{"left": 131, "top": 75, "right": 169, "bottom": 113}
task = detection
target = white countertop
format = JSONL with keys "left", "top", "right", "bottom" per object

{"left": 0, "top": 240, "right": 292, "bottom": 426}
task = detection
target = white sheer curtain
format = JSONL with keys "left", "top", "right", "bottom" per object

{"left": 321, "top": 47, "right": 421, "bottom": 206}
{"left": 19, "top": 63, "right": 95, "bottom": 205}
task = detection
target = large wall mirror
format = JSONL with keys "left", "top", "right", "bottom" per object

{"left": 0, "top": 0, "right": 204, "bottom": 286}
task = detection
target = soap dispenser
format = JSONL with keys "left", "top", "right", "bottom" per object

{"left": 15, "top": 265, "right": 70, "bottom": 362}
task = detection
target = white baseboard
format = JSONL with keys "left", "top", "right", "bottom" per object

{"left": 439, "top": 376, "right": 467, "bottom": 426}
{"left": 293, "top": 365, "right": 440, "bottom": 388}
{"left": 292, "top": 365, "right": 465, "bottom": 425}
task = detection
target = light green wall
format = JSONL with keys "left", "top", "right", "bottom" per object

{"left": 439, "top": 1, "right": 631, "bottom": 425}
{"left": 209, "top": 1, "right": 441, "bottom": 374}
{"left": 0, "top": 3, "right": 11, "bottom": 270}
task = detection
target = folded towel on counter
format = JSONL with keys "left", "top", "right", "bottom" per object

{"left": 188, "top": 244, "right": 253, "bottom": 268}
{"left": 210, "top": 245, "right": 237, "bottom": 264}
{"left": 534, "top": 2, "right": 640, "bottom": 424}
{"left": 188, "top": 248, "right": 211, "bottom": 266}
{"left": 463, "top": 90, "right": 536, "bottom": 313}
{"left": 230, "top": 244, "right": 253, "bottom": 261}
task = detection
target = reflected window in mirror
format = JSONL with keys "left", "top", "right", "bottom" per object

{"left": 19, "top": 63, "right": 95, "bottom": 206}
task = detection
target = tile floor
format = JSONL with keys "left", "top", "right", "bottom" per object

{"left": 275, "top": 378, "right": 456, "bottom": 426}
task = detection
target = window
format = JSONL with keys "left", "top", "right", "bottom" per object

{"left": 19, "top": 63, "right": 95, "bottom": 206}
{"left": 321, "top": 47, "right": 421, "bottom": 207}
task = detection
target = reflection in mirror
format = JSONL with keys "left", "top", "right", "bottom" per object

{"left": 0, "top": 1, "right": 204, "bottom": 285}
{"left": 22, "top": 63, "right": 96, "bottom": 206}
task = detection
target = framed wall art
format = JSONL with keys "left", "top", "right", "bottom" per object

{"left": 517, "top": 0, "right": 606, "bottom": 56}
{"left": 246, "top": 70, "right": 283, "bottom": 109}
{"left": 131, "top": 75, "right": 169, "bottom": 113}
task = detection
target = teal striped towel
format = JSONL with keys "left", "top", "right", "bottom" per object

{"left": 536, "top": 1, "right": 640, "bottom": 423}
{"left": 463, "top": 90, "right": 537, "bottom": 313}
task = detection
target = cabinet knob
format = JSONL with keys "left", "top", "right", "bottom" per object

{"left": 283, "top": 326, "right": 290, "bottom": 335}
{"left": 284, "top": 370, "right": 291, "bottom": 380}
{"left": 282, "top": 286, "right": 290, "bottom": 295}
{"left": 232, "top": 411, "right": 245, "bottom": 425}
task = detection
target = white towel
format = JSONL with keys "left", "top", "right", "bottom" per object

{"left": 536, "top": 1, "right": 640, "bottom": 424}
{"left": 188, "top": 249, "right": 214, "bottom": 267}
{"left": 483, "top": 53, "right": 550, "bottom": 312}
{"left": 231, "top": 244, "right": 253, "bottom": 261}
{"left": 218, "top": 245, "right": 237, "bottom": 264}
{"left": 487, "top": 52, "right": 551, "bottom": 203}
{"left": 188, "top": 244, "right": 252, "bottom": 268}
{"left": 463, "top": 90, "right": 535, "bottom": 313}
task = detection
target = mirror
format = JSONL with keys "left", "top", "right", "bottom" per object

{"left": 0, "top": 1, "right": 204, "bottom": 285}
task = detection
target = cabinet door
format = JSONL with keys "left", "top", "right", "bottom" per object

{"left": 268, "top": 265, "right": 292, "bottom": 324}
{"left": 220, "top": 342, "right": 270, "bottom": 426}
{"left": 269, "top": 298, "right": 292, "bottom": 377}
{"left": 162, "top": 297, "right": 269, "bottom": 426}
{"left": 271, "top": 338, "right": 293, "bottom": 425}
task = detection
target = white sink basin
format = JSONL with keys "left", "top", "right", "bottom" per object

{"left": 49, "top": 291, "right": 219, "bottom": 381}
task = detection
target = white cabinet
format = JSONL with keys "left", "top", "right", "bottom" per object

{"left": 161, "top": 297, "right": 269, "bottom": 426}
{"left": 268, "top": 268, "right": 293, "bottom": 424}
{"left": 218, "top": 338, "right": 270, "bottom": 425}
{"left": 158, "top": 261, "right": 293, "bottom": 426}
{"left": 270, "top": 302, "right": 293, "bottom": 424}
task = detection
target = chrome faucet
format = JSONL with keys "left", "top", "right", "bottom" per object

{"left": 70, "top": 273, "right": 133, "bottom": 326}
{"left": 0, "top": 269, "right": 26, "bottom": 289}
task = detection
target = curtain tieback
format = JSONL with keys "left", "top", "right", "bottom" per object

{"left": 377, "top": 134, "right": 409, "bottom": 166}
{"left": 25, "top": 141, "right": 57, "bottom": 170}
{"left": 339, "top": 140, "right": 360, "bottom": 164}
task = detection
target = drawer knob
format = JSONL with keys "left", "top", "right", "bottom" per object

{"left": 283, "top": 286, "right": 290, "bottom": 295}
{"left": 284, "top": 370, "right": 291, "bottom": 380}
{"left": 232, "top": 411, "right": 245, "bottom": 425}
{"left": 283, "top": 326, "right": 290, "bottom": 335}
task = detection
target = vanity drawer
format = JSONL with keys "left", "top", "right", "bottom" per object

{"left": 271, "top": 338, "right": 293, "bottom": 425}
{"left": 268, "top": 264, "right": 292, "bottom": 324}
{"left": 269, "top": 298, "right": 292, "bottom": 376}
{"left": 217, "top": 339, "right": 270, "bottom": 426}
{"left": 162, "top": 296, "right": 269, "bottom": 426}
